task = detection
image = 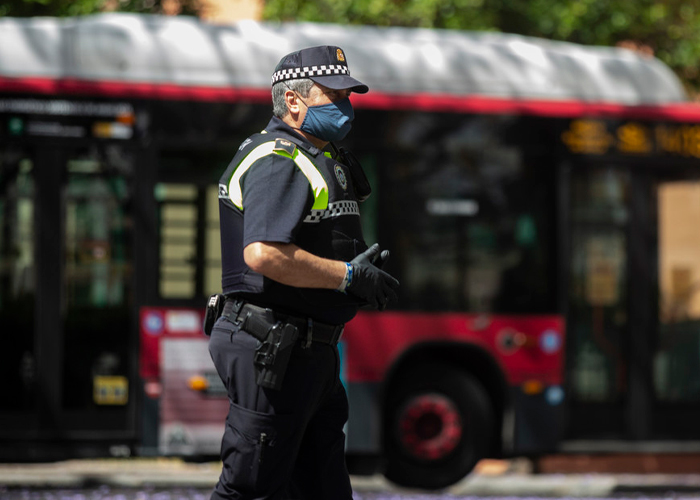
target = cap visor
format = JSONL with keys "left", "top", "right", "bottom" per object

{"left": 311, "top": 74, "right": 369, "bottom": 94}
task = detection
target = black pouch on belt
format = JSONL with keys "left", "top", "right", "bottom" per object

{"left": 203, "top": 293, "right": 225, "bottom": 336}
{"left": 254, "top": 320, "right": 299, "bottom": 391}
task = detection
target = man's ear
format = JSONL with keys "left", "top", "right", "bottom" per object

{"left": 285, "top": 90, "right": 301, "bottom": 115}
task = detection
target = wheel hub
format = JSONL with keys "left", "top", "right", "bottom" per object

{"left": 397, "top": 393, "right": 462, "bottom": 461}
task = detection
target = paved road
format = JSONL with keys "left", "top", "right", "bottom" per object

{"left": 2, "top": 489, "right": 700, "bottom": 500}
{"left": 2, "top": 458, "right": 700, "bottom": 499}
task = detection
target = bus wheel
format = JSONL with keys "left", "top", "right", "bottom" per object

{"left": 383, "top": 363, "right": 493, "bottom": 489}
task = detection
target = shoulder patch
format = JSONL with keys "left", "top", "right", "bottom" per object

{"left": 273, "top": 138, "right": 296, "bottom": 156}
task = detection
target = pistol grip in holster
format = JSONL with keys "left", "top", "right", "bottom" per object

{"left": 254, "top": 322, "right": 299, "bottom": 391}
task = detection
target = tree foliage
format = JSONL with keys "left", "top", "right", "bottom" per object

{"left": 263, "top": 0, "right": 700, "bottom": 94}
{"left": 0, "top": 0, "right": 200, "bottom": 18}
{"left": 0, "top": 0, "right": 103, "bottom": 17}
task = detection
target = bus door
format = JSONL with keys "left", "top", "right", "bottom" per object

{"left": 0, "top": 143, "right": 137, "bottom": 456}
{"left": 565, "top": 162, "right": 700, "bottom": 444}
{"left": 649, "top": 172, "right": 700, "bottom": 439}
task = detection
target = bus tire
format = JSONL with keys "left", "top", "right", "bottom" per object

{"left": 383, "top": 363, "right": 494, "bottom": 489}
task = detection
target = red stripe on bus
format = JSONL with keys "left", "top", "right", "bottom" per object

{"left": 3, "top": 75, "right": 700, "bottom": 120}
{"left": 354, "top": 92, "right": 700, "bottom": 121}
{"left": 342, "top": 311, "right": 564, "bottom": 386}
{"left": 0, "top": 76, "right": 272, "bottom": 103}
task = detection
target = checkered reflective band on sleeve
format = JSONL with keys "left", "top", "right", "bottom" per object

{"left": 272, "top": 65, "right": 350, "bottom": 84}
{"left": 303, "top": 200, "right": 360, "bottom": 223}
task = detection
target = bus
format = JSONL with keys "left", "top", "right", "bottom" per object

{"left": 2, "top": 13, "right": 700, "bottom": 489}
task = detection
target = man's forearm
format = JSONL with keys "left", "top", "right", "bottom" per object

{"left": 244, "top": 241, "right": 346, "bottom": 290}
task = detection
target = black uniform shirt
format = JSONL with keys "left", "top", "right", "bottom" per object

{"left": 219, "top": 116, "right": 366, "bottom": 324}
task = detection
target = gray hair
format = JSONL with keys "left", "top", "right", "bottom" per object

{"left": 272, "top": 78, "right": 314, "bottom": 118}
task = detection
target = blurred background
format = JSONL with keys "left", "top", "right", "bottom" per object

{"left": 2, "top": 0, "right": 700, "bottom": 496}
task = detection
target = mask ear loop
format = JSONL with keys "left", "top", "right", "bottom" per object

{"left": 283, "top": 82, "right": 310, "bottom": 110}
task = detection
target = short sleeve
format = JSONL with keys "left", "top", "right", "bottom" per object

{"left": 241, "top": 153, "right": 313, "bottom": 247}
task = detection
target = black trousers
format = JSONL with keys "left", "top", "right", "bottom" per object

{"left": 208, "top": 316, "right": 353, "bottom": 500}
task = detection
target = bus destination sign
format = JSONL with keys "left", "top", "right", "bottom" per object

{"left": 0, "top": 98, "right": 141, "bottom": 141}
{"left": 562, "top": 119, "right": 700, "bottom": 158}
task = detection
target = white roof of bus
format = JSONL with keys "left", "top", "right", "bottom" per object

{"left": 0, "top": 13, "right": 688, "bottom": 104}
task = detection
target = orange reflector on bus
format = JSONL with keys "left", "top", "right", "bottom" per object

{"left": 188, "top": 375, "right": 209, "bottom": 392}
{"left": 117, "top": 112, "right": 136, "bottom": 125}
{"left": 522, "top": 380, "right": 544, "bottom": 395}
{"left": 92, "top": 122, "right": 133, "bottom": 139}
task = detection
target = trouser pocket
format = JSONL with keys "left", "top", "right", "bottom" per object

{"left": 218, "top": 401, "right": 294, "bottom": 496}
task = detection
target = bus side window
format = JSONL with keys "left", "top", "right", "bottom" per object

{"left": 0, "top": 154, "right": 36, "bottom": 411}
{"left": 204, "top": 184, "right": 222, "bottom": 297}
{"left": 154, "top": 183, "right": 222, "bottom": 300}
{"left": 156, "top": 183, "right": 198, "bottom": 298}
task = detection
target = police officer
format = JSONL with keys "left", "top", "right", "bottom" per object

{"left": 208, "top": 46, "right": 399, "bottom": 500}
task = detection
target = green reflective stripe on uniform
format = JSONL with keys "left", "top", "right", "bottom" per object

{"left": 228, "top": 141, "right": 329, "bottom": 211}
{"left": 285, "top": 149, "right": 329, "bottom": 210}
{"left": 228, "top": 142, "right": 277, "bottom": 210}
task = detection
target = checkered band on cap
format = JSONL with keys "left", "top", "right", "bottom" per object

{"left": 271, "top": 65, "right": 350, "bottom": 85}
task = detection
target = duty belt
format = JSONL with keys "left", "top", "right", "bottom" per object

{"left": 222, "top": 299, "right": 344, "bottom": 347}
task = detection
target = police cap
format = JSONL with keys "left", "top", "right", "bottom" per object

{"left": 271, "top": 45, "right": 369, "bottom": 94}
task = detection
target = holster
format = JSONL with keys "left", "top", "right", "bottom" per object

{"left": 253, "top": 321, "right": 299, "bottom": 391}
{"left": 224, "top": 302, "right": 300, "bottom": 391}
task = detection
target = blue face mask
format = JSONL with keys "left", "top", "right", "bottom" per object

{"left": 299, "top": 97, "right": 354, "bottom": 142}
